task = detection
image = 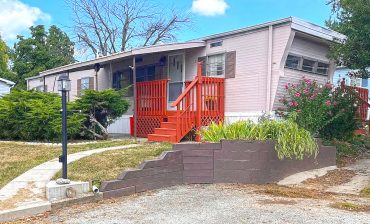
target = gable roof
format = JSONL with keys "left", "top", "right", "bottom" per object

{"left": 0, "top": 78, "right": 15, "bottom": 86}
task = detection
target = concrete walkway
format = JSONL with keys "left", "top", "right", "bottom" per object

{"left": 0, "top": 144, "right": 139, "bottom": 217}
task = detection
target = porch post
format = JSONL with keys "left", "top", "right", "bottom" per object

{"left": 195, "top": 62, "right": 202, "bottom": 142}
{"left": 132, "top": 56, "right": 137, "bottom": 141}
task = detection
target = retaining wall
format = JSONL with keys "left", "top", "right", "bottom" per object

{"left": 100, "top": 140, "right": 336, "bottom": 198}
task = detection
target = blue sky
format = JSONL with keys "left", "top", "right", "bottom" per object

{"left": 1, "top": 0, "right": 332, "bottom": 44}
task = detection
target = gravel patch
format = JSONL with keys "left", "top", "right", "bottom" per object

{"left": 43, "top": 184, "right": 369, "bottom": 224}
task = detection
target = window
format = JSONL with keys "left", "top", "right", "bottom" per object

{"left": 317, "top": 62, "right": 329, "bottom": 75}
{"left": 285, "top": 55, "right": 300, "bottom": 69}
{"left": 284, "top": 54, "right": 330, "bottom": 75}
{"left": 302, "top": 59, "right": 316, "bottom": 72}
{"left": 112, "top": 70, "right": 133, "bottom": 97}
{"left": 207, "top": 54, "right": 225, "bottom": 77}
{"left": 81, "top": 77, "right": 90, "bottom": 90}
{"left": 210, "top": 41, "right": 223, "bottom": 48}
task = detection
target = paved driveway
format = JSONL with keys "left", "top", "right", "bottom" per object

{"left": 43, "top": 184, "right": 369, "bottom": 224}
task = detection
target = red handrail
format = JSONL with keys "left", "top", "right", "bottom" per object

{"left": 171, "top": 62, "right": 225, "bottom": 142}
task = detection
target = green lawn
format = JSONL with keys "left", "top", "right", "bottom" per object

{"left": 53, "top": 142, "right": 172, "bottom": 187}
{"left": 0, "top": 139, "right": 135, "bottom": 188}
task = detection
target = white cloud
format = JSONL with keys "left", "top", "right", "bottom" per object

{"left": 0, "top": 0, "right": 51, "bottom": 41}
{"left": 191, "top": 0, "right": 229, "bottom": 16}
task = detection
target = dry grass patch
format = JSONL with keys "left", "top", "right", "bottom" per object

{"left": 255, "top": 184, "right": 333, "bottom": 199}
{"left": 53, "top": 142, "right": 172, "bottom": 187}
{"left": 303, "top": 169, "right": 356, "bottom": 188}
{"left": 0, "top": 139, "right": 134, "bottom": 188}
{"left": 360, "top": 187, "right": 370, "bottom": 198}
{"left": 331, "top": 201, "right": 370, "bottom": 212}
{"left": 258, "top": 199, "right": 297, "bottom": 205}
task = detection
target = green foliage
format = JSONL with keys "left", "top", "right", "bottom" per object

{"left": 71, "top": 89, "right": 130, "bottom": 139}
{"left": 278, "top": 77, "right": 359, "bottom": 140}
{"left": 201, "top": 118, "right": 318, "bottom": 160}
{"left": 0, "top": 35, "right": 16, "bottom": 82}
{"left": 11, "top": 25, "right": 75, "bottom": 89}
{"left": 326, "top": 0, "right": 370, "bottom": 77}
{"left": 0, "top": 90, "right": 84, "bottom": 141}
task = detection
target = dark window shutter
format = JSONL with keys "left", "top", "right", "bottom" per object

{"left": 225, "top": 51, "right": 236, "bottom": 79}
{"left": 197, "top": 56, "right": 207, "bottom": 76}
{"left": 77, "top": 79, "right": 81, "bottom": 96}
{"left": 89, "top": 77, "right": 95, "bottom": 90}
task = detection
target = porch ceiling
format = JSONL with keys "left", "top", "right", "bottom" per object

{"left": 27, "top": 41, "right": 205, "bottom": 80}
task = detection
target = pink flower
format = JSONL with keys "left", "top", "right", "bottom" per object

{"left": 295, "top": 92, "right": 301, "bottom": 97}
{"left": 288, "top": 101, "right": 294, "bottom": 106}
{"left": 297, "top": 109, "right": 301, "bottom": 113}
{"left": 293, "top": 101, "right": 298, "bottom": 107}
{"left": 333, "top": 101, "right": 337, "bottom": 105}
{"left": 304, "top": 79, "right": 311, "bottom": 85}
{"left": 285, "top": 83, "right": 289, "bottom": 90}
{"left": 326, "top": 100, "right": 331, "bottom": 105}
{"left": 303, "top": 89, "right": 309, "bottom": 95}
{"left": 291, "top": 83, "right": 296, "bottom": 89}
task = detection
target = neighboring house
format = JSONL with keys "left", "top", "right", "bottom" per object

{"left": 333, "top": 66, "right": 370, "bottom": 88}
{"left": 0, "top": 78, "right": 15, "bottom": 97}
{"left": 26, "top": 17, "right": 345, "bottom": 142}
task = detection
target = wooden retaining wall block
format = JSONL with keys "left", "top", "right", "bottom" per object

{"left": 100, "top": 140, "right": 336, "bottom": 199}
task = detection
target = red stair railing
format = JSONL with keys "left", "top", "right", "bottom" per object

{"left": 171, "top": 62, "right": 225, "bottom": 142}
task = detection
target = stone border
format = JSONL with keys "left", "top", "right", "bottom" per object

{"left": 100, "top": 140, "right": 336, "bottom": 198}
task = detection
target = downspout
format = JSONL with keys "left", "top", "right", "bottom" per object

{"left": 266, "top": 25, "right": 273, "bottom": 112}
{"left": 43, "top": 76, "right": 46, "bottom": 93}
{"left": 132, "top": 56, "right": 137, "bottom": 141}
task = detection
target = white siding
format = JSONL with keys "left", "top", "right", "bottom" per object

{"left": 0, "top": 82, "right": 11, "bottom": 96}
{"left": 107, "top": 115, "right": 131, "bottom": 134}
{"left": 272, "top": 35, "right": 334, "bottom": 110}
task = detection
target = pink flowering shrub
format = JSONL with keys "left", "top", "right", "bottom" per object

{"left": 277, "top": 77, "right": 359, "bottom": 140}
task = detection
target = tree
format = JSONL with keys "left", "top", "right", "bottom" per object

{"left": 68, "top": 0, "right": 190, "bottom": 57}
{"left": 0, "top": 36, "right": 16, "bottom": 82}
{"left": 326, "top": 0, "right": 370, "bottom": 78}
{"left": 12, "top": 25, "right": 75, "bottom": 89}
{"left": 72, "top": 89, "right": 130, "bottom": 140}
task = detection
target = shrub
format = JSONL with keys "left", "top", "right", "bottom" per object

{"left": 201, "top": 116, "right": 318, "bottom": 160}
{"left": 71, "top": 89, "right": 130, "bottom": 140}
{"left": 0, "top": 90, "right": 85, "bottom": 141}
{"left": 278, "top": 77, "right": 359, "bottom": 140}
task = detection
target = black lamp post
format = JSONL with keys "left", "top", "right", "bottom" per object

{"left": 58, "top": 75, "right": 71, "bottom": 180}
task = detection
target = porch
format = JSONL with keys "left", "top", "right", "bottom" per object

{"left": 135, "top": 63, "right": 225, "bottom": 143}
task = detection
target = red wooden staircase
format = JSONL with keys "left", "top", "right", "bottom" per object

{"left": 148, "top": 63, "right": 224, "bottom": 143}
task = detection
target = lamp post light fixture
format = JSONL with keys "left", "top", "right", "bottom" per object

{"left": 57, "top": 75, "right": 71, "bottom": 183}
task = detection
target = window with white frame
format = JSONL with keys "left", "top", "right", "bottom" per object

{"left": 284, "top": 54, "right": 330, "bottom": 75}
{"left": 81, "top": 77, "right": 90, "bottom": 90}
{"left": 207, "top": 54, "right": 225, "bottom": 77}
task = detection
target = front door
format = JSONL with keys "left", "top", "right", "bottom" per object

{"left": 168, "top": 54, "right": 185, "bottom": 110}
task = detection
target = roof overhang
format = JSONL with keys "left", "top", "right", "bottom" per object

{"left": 0, "top": 78, "right": 15, "bottom": 86}
{"left": 26, "top": 41, "right": 205, "bottom": 80}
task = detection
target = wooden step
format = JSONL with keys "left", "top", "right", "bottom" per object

{"left": 160, "top": 122, "right": 176, "bottom": 129}
{"left": 147, "top": 134, "right": 177, "bottom": 143}
{"left": 154, "top": 128, "right": 176, "bottom": 135}
{"left": 167, "top": 116, "right": 177, "bottom": 123}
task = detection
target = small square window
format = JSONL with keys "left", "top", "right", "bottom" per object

{"left": 285, "top": 55, "right": 300, "bottom": 69}
{"left": 81, "top": 78, "right": 90, "bottom": 90}
{"left": 302, "top": 59, "right": 316, "bottom": 72}
{"left": 317, "top": 62, "right": 329, "bottom": 75}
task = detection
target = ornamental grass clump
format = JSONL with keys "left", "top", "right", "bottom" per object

{"left": 201, "top": 116, "right": 318, "bottom": 160}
